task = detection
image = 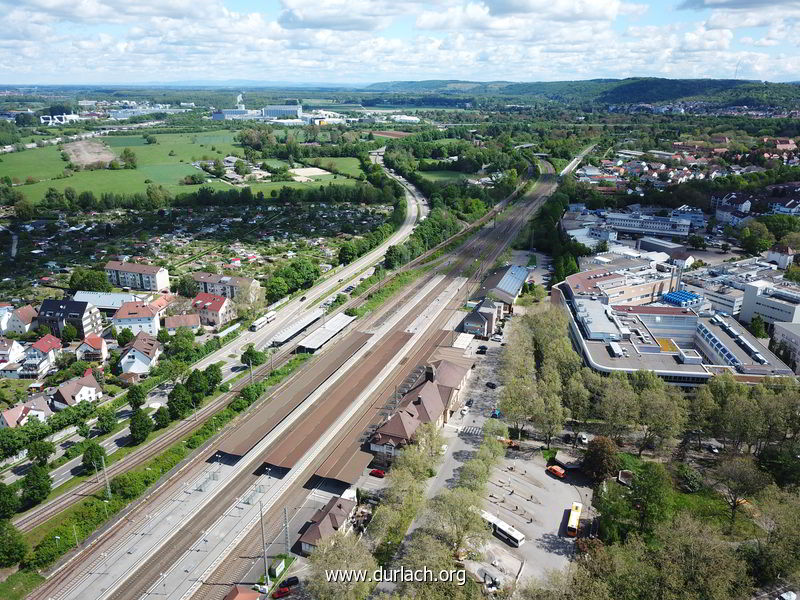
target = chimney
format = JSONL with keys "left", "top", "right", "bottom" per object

{"left": 425, "top": 365, "right": 436, "bottom": 383}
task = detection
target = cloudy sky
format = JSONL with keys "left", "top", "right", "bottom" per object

{"left": 1, "top": 0, "right": 798, "bottom": 84}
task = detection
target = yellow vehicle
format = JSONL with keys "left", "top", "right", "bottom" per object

{"left": 566, "top": 502, "right": 583, "bottom": 537}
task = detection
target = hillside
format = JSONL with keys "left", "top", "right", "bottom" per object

{"left": 364, "top": 77, "right": 800, "bottom": 107}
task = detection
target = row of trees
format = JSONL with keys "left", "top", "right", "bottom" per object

{"left": 383, "top": 208, "right": 462, "bottom": 269}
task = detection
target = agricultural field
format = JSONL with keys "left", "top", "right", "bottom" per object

{"left": 306, "top": 156, "right": 363, "bottom": 177}
{"left": 5, "top": 130, "right": 358, "bottom": 203}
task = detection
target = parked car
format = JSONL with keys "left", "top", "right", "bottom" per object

{"left": 281, "top": 576, "right": 300, "bottom": 588}
{"left": 577, "top": 433, "right": 589, "bottom": 445}
{"left": 300, "top": 296, "right": 307, "bottom": 302}
{"left": 546, "top": 465, "right": 566, "bottom": 479}
{"left": 476, "top": 348, "right": 487, "bottom": 355}
{"left": 477, "top": 345, "right": 488, "bottom": 351}
{"left": 491, "top": 335, "right": 502, "bottom": 342}
{"left": 486, "top": 381, "right": 497, "bottom": 389}
{"left": 370, "top": 469, "right": 386, "bottom": 478}
{"left": 465, "top": 398, "right": 473, "bottom": 407}
{"left": 707, "top": 444, "right": 720, "bottom": 454}
{"left": 460, "top": 406, "right": 468, "bottom": 415}
{"left": 272, "top": 588, "right": 291, "bottom": 599}
{"left": 490, "top": 408, "right": 502, "bottom": 419}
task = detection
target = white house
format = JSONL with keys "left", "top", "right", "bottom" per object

{"left": 52, "top": 373, "right": 103, "bottom": 410}
{"left": 119, "top": 332, "right": 162, "bottom": 377}
{"left": 0, "top": 396, "right": 52, "bottom": 428}
{"left": 20, "top": 334, "right": 61, "bottom": 379}
{"left": 0, "top": 303, "right": 13, "bottom": 332}
{"left": 76, "top": 334, "right": 109, "bottom": 362}
{"left": 0, "top": 337, "right": 24, "bottom": 364}
{"left": 5, "top": 305, "right": 38, "bottom": 335}
{"left": 766, "top": 244, "right": 797, "bottom": 270}
{"left": 112, "top": 302, "right": 160, "bottom": 336}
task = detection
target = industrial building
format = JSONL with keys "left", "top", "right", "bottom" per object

{"left": 555, "top": 290, "right": 792, "bottom": 385}
{"left": 636, "top": 236, "right": 685, "bottom": 254}
{"left": 262, "top": 104, "right": 302, "bottom": 118}
{"left": 740, "top": 280, "right": 800, "bottom": 325}
{"left": 471, "top": 265, "right": 529, "bottom": 312}
{"left": 606, "top": 212, "right": 691, "bottom": 237}
{"left": 563, "top": 264, "right": 678, "bottom": 306}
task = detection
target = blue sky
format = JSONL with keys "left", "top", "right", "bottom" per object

{"left": 0, "top": 0, "right": 798, "bottom": 84}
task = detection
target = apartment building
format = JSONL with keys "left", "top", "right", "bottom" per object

{"left": 37, "top": 299, "right": 103, "bottom": 338}
{"left": 191, "top": 293, "right": 237, "bottom": 327}
{"left": 191, "top": 272, "right": 261, "bottom": 303}
{"left": 104, "top": 261, "right": 170, "bottom": 292}
{"left": 111, "top": 302, "right": 161, "bottom": 336}
{"left": 772, "top": 322, "right": 800, "bottom": 373}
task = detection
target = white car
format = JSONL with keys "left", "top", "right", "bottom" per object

{"left": 577, "top": 433, "right": 589, "bottom": 445}
{"left": 491, "top": 335, "right": 502, "bottom": 342}
{"left": 460, "top": 406, "right": 468, "bottom": 415}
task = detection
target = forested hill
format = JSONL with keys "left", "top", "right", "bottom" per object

{"left": 363, "top": 77, "right": 800, "bottom": 106}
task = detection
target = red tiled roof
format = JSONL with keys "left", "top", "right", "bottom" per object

{"left": 32, "top": 334, "right": 61, "bottom": 354}
{"left": 192, "top": 292, "right": 229, "bottom": 313}
{"left": 14, "top": 304, "right": 38, "bottom": 325}
{"left": 81, "top": 334, "right": 106, "bottom": 350}
{"left": 165, "top": 314, "right": 201, "bottom": 329}
{"left": 113, "top": 301, "right": 158, "bottom": 320}
{"left": 104, "top": 260, "right": 163, "bottom": 274}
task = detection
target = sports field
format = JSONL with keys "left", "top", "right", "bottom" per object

{"left": 417, "top": 170, "right": 472, "bottom": 183}
{"left": 5, "top": 131, "right": 356, "bottom": 203}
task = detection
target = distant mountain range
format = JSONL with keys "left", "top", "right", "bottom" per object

{"left": 363, "top": 77, "right": 800, "bottom": 106}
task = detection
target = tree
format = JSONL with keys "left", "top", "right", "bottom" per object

{"left": 117, "top": 327, "right": 134, "bottom": 347}
{"left": 415, "top": 422, "right": 444, "bottom": 464}
{"left": 0, "top": 481, "right": 21, "bottom": 518}
{"left": 687, "top": 234, "right": 707, "bottom": 250}
{"left": 185, "top": 369, "right": 209, "bottom": 401}
{"left": 307, "top": 530, "right": 376, "bottom": 600}
{"left": 749, "top": 315, "right": 767, "bottom": 338}
{"left": 583, "top": 436, "right": 620, "bottom": 483}
{"left": 21, "top": 464, "right": 52, "bottom": 507}
{"left": 127, "top": 384, "right": 146, "bottom": 411}
{"left": 0, "top": 520, "right": 26, "bottom": 568}
{"left": 688, "top": 384, "right": 718, "bottom": 449}
{"left": 204, "top": 363, "right": 223, "bottom": 391}
{"left": 398, "top": 533, "right": 464, "bottom": 598}
{"left": 120, "top": 147, "right": 137, "bottom": 168}
{"left": 69, "top": 267, "right": 112, "bottom": 292}
{"left": 519, "top": 564, "right": 611, "bottom": 600}
{"left": 637, "top": 386, "right": 686, "bottom": 456}
{"left": 96, "top": 406, "right": 117, "bottom": 434}
{"left": 630, "top": 462, "right": 672, "bottom": 534}
{"left": 564, "top": 372, "right": 590, "bottom": 446}
{"left": 176, "top": 274, "right": 199, "bottom": 298}
{"left": 264, "top": 276, "right": 289, "bottom": 303}
{"left": 157, "top": 328, "right": 170, "bottom": 344}
{"left": 597, "top": 372, "right": 638, "bottom": 442}
{"left": 129, "top": 409, "right": 153, "bottom": 445}
{"left": 27, "top": 439, "right": 55, "bottom": 466}
{"left": 458, "top": 458, "right": 490, "bottom": 492}
{"left": 241, "top": 344, "right": 266, "bottom": 367}
{"left": 77, "top": 422, "right": 91, "bottom": 440}
{"left": 58, "top": 322, "right": 77, "bottom": 343}
{"left": 153, "top": 406, "right": 171, "bottom": 429}
{"left": 427, "top": 487, "right": 488, "bottom": 553}
{"left": 167, "top": 383, "right": 192, "bottom": 420}
{"left": 535, "top": 365, "right": 566, "bottom": 449}
{"left": 714, "top": 458, "right": 771, "bottom": 529}
{"left": 82, "top": 441, "right": 107, "bottom": 473}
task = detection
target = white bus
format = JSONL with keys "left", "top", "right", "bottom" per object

{"left": 480, "top": 509, "right": 526, "bottom": 547}
{"left": 249, "top": 311, "right": 277, "bottom": 332}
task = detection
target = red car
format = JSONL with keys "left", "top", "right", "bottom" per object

{"left": 272, "top": 588, "right": 291, "bottom": 599}
{"left": 369, "top": 469, "right": 386, "bottom": 478}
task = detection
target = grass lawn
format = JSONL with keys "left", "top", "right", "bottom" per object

{"left": 0, "top": 570, "right": 45, "bottom": 600}
{"left": 0, "top": 145, "right": 68, "bottom": 183}
{"left": 417, "top": 170, "right": 472, "bottom": 184}
{"left": 11, "top": 131, "right": 357, "bottom": 203}
{"left": 0, "top": 379, "right": 34, "bottom": 409}
{"left": 313, "top": 157, "right": 363, "bottom": 177}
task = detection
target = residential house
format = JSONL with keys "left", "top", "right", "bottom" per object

{"left": 191, "top": 293, "right": 237, "bottom": 327}
{"left": 5, "top": 305, "right": 38, "bottom": 335}
{"left": 147, "top": 295, "right": 173, "bottom": 318}
{"left": 104, "top": 261, "right": 170, "bottom": 292}
{"left": 0, "top": 337, "right": 24, "bottom": 364}
{"left": 191, "top": 272, "right": 261, "bottom": 303}
{"left": 164, "top": 314, "right": 201, "bottom": 334}
{"left": 111, "top": 301, "right": 160, "bottom": 336}
{"left": 20, "top": 334, "right": 62, "bottom": 379}
{"left": 766, "top": 244, "right": 797, "bottom": 270}
{"left": 119, "top": 332, "right": 162, "bottom": 377}
{"left": 0, "top": 396, "right": 53, "bottom": 428}
{"left": 298, "top": 496, "right": 356, "bottom": 555}
{"left": 52, "top": 373, "right": 102, "bottom": 410}
{"left": 0, "top": 303, "right": 13, "bottom": 332}
{"left": 370, "top": 361, "right": 470, "bottom": 461}
{"left": 76, "top": 334, "right": 108, "bottom": 362}
{"left": 37, "top": 299, "right": 103, "bottom": 339}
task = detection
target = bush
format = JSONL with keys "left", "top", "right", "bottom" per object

{"left": 675, "top": 463, "right": 704, "bottom": 493}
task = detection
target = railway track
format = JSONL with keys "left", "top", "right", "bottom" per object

{"left": 25, "top": 158, "right": 554, "bottom": 600}
{"left": 185, "top": 163, "right": 557, "bottom": 600}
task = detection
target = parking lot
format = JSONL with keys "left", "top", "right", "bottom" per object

{"left": 430, "top": 320, "right": 593, "bottom": 583}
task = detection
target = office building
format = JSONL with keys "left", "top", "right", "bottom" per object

{"left": 740, "top": 280, "right": 800, "bottom": 325}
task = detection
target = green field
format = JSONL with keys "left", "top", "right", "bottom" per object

{"left": 315, "top": 157, "right": 363, "bottom": 177}
{"left": 7, "top": 131, "right": 356, "bottom": 203}
{"left": 417, "top": 170, "right": 472, "bottom": 183}
{"left": 0, "top": 145, "right": 69, "bottom": 183}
